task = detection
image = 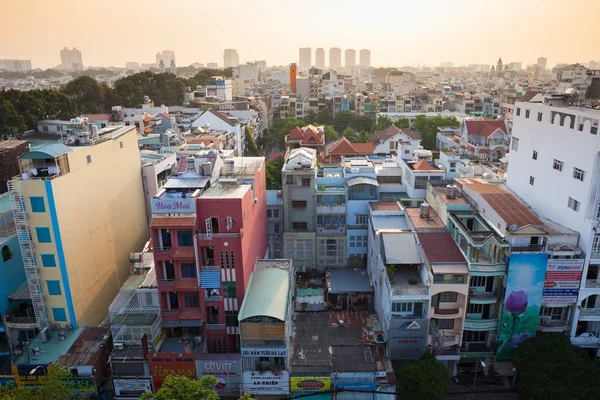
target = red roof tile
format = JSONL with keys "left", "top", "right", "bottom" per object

{"left": 465, "top": 120, "right": 507, "bottom": 137}
{"left": 412, "top": 160, "right": 437, "bottom": 171}
{"left": 301, "top": 130, "right": 323, "bottom": 145}
{"left": 400, "top": 128, "right": 422, "bottom": 140}
{"left": 329, "top": 137, "right": 373, "bottom": 155}
{"left": 417, "top": 232, "right": 467, "bottom": 263}
{"left": 288, "top": 126, "right": 304, "bottom": 139}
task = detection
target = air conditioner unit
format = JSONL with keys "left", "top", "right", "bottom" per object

{"left": 113, "top": 343, "right": 125, "bottom": 351}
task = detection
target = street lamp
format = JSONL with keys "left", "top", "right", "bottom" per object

{"left": 471, "top": 359, "right": 486, "bottom": 400}
{"left": 29, "top": 365, "right": 47, "bottom": 376}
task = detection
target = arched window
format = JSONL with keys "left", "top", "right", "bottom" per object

{"left": 2, "top": 245, "right": 13, "bottom": 262}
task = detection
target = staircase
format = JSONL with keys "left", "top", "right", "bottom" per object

{"left": 7, "top": 178, "right": 50, "bottom": 330}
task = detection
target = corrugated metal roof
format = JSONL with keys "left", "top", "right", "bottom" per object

{"left": 163, "top": 174, "right": 209, "bottom": 189}
{"left": 347, "top": 176, "right": 379, "bottom": 187}
{"left": 150, "top": 218, "right": 195, "bottom": 228}
{"left": 417, "top": 232, "right": 467, "bottom": 263}
{"left": 327, "top": 269, "right": 373, "bottom": 294}
{"left": 20, "top": 143, "right": 72, "bottom": 159}
{"left": 238, "top": 268, "right": 289, "bottom": 322}
{"left": 430, "top": 263, "right": 469, "bottom": 275}
{"left": 381, "top": 233, "right": 421, "bottom": 264}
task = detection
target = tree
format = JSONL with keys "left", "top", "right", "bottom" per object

{"left": 244, "top": 126, "right": 259, "bottom": 156}
{"left": 373, "top": 115, "right": 393, "bottom": 132}
{"left": 0, "top": 99, "right": 26, "bottom": 139}
{"left": 398, "top": 352, "right": 450, "bottom": 400}
{"left": 411, "top": 115, "right": 459, "bottom": 150}
{"left": 358, "top": 130, "right": 369, "bottom": 143}
{"left": 514, "top": 335, "right": 600, "bottom": 400}
{"left": 140, "top": 375, "right": 219, "bottom": 400}
{"left": 394, "top": 117, "right": 410, "bottom": 129}
{"left": 317, "top": 107, "right": 333, "bottom": 125}
{"left": 303, "top": 109, "right": 318, "bottom": 125}
{"left": 342, "top": 127, "right": 357, "bottom": 142}
{"left": 265, "top": 155, "right": 284, "bottom": 190}
{"left": 323, "top": 125, "right": 339, "bottom": 143}
{"left": 0, "top": 365, "right": 76, "bottom": 400}
{"left": 333, "top": 110, "right": 356, "bottom": 133}
{"left": 62, "top": 76, "right": 104, "bottom": 113}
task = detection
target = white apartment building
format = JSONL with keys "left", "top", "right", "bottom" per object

{"left": 359, "top": 49, "right": 371, "bottom": 68}
{"left": 329, "top": 48, "right": 342, "bottom": 69}
{"left": 0, "top": 59, "right": 32, "bottom": 72}
{"left": 315, "top": 48, "right": 325, "bottom": 70}
{"left": 299, "top": 47, "right": 312, "bottom": 72}
{"left": 223, "top": 49, "right": 239, "bottom": 68}
{"left": 506, "top": 95, "right": 600, "bottom": 346}
{"left": 60, "top": 47, "right": 83, "bottom": 71}
{"left": 345, "top": 49, "right": 356, "bottom": 68}
{"left": 205, "top": 76, "right": 233, "bottom": 101}
{"left": 233, "top": 64, "right": 258, "bottom": 82}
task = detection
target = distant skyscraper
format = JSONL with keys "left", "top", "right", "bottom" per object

{"left": 156, "top": 53, "right": 162, "bottom": 68}
{"left": 0, "top": 59, "right": 32, "bottom": 72}
{"left": 537, "top": 57, "right": 547, "bottom": 70}
{"left": 345, "top": 49, "right": 356, "bottom": 68}
{"left": 155, "top": 50, "right": 176, "bottom": 70}
{"left": 125, "top": 62, "right": 139, "bottom": 70}
{"left": 224, "top": 49, "right": 240, "bottom": 68}
{"left": 60, "top": 47, "right": 83, "bottom": 71}
{"left": 329, "top": 47, "right": 341, "bottom": 69}
{"left": 170, "top": 60, "right": 176, "bottom": 74}
{"left": 359, "top": 49, "right": 370, "bottom": 68}
{"left": 207, "top": 62, "right": 218, "bottom": 69}
{"left": 299, "top": 47, "right": 312, "bottom": 71}
{"left": 315, "top": 48, "right": 325, "bottom": 69}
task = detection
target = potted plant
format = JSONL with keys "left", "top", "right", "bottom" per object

{"left": 408, "top": 277, "right": 419, "bottom": 285}
{"left": 386, "top": 264, "right": 397, "bottom": 282}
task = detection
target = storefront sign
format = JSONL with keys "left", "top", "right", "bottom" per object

{"left": 151, "top": 198, "right": 196, "bottom": 213}
{"left": 388, "top": 318, "right": 428, "bottom": 360}
{"left": 149, "top": 354, "right": 196, "bottom": 392}
{"left": 12, "top": 364, "right": 49, "bottom": 386}
{"left": 64, "top": 377, "right": 95, "bottom": 395}
{"left": 196, "top": 355, "right": 242, "bottom": 394}
{"left": 543, "top": 259, "right": 584, "bottom": 304}
{"left": 113, "top": 378, "right": 153, "bottom": 397}
{"left": 242, "top": 371, "right": 289, "bottom": 395}
{"left": 290, "top": 376, "right": 331, "bottom": 392}
{"left": 241, "top": 347, "right": 287, "bottom": 357}
{"left": 335, "top": 381, "right": 376, "bottom": 391}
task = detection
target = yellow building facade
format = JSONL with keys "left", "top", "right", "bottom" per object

{"left": 16, "top": 126, "right": 148, "bottom": 328}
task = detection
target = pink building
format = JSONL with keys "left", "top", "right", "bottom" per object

{"left": 150, "top": 154, "right": 267, "bottom": 353}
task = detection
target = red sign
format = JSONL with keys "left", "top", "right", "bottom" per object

{"left": 149, "top": 354, "right": 197, "bottom": 392}
{"left": 297, "top": 380, "right": 325, "bottom": 390}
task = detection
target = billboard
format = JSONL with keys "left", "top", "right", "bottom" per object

{"left": 151, "top": 198, "right": 196, "bottom": 213}
{"left": 196, "top": 354, "right": 242, "bottom": 395}
{"left": 388, "top": 318, "right": 428, "bottom": 360}
{"left": 542, "top": 259, "right": 584, "bottom": 304}
{"left": 113, "top": 378, "right": 153, "bottom": 397}
{"left": 149, "top": 354, "right": 196, "bottom": 392}
{"left": 290, "top": 376, "right": 331, "bottom": 392}
{"left": 497, "top": 253, "right": 548, "bottom": 360}
{"left": 242, "top": 371, "right": 289, "bottom": 395}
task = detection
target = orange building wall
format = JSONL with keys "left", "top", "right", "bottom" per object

{"left": 290, "top": 63, "right": 297, "bottom": 92}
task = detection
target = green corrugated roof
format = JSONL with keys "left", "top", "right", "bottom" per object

{"left": 238, "top": 268, "right": 289, "bottom": 322}
{"left": 20, "top": 143, "right": 72, "bottom": 160}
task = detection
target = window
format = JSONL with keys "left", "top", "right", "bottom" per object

{"left": 377, "top": 175, "right": 402, "bottom": 184}
{"left": 2, "top": 245, "right": 12, "bottom": 262}
{"left": 568, "top": 197, "right": 580, "bottom": 212}
{"left": 52, "top": 308, "right": 67, "bottom": 322}
{"left": 302, "top": 178, "right": 311, "bottom": 186}
{"left": 404, "top": 149, "right": 410, "bottom": 154}
{"left": 223, "top": 281, "right": 237, "bottom": 298}
{"left": 184, "top": 293, "right": 200, "bottom": 308}
{"left": 529, "top": 176, "right": 535, "bottom": 186}
{"left": 537, "top": 112, "right": 543, "bottom": 122}
{"left": 285, "top": 176, "right": 294, "bottom": 185}
{"left": 225, "top": 311, "right": 238, "bottom": 327}
{"left": 439, "top": 292, "right": 458, "bottom": 302}
{"left": 392, "top": 302, "right": 413, "bottom": 313}
{"left": 355, "top": 214, "right": 368, "bottom": 225}
{"left": 119, "top": 141, "right": 124, "bottom": 148}
{"left": 468, "top": 303, "right": 484, "bottom": 314}
{"left": 35, "top": 227, "right": 52, "bottom": 243}
{"left": 470, "top": 276, "right": 490, "bottom": 288}
{"left": 29, "top": 197, "right": 46, "bottom": 212}
{"left": 46, "top": 281, "right": 62, "bottom": 296}
{"left": 573, "top": 167, "right": 585, "bottom": 181}
{"left": 553, "top": 159, "right": 564, "bottom": 171}
{"left": 272, "top": 209, "right": 279, "bottom": 218}
{"left": 541, "top": 306, "right": 564, "bottom": 320}
{"left": 432, "top": 318, "right": 454, "bottom": 330}
{"left": 525, "top": 109, "right": 530, "bottom": 119}
{"left": 40, "top": 254, "right": 56, "bottom": 267}
{"left": 273, "top": 223, "right": 280, "bottom": 233}
{"left": 267, "top": 210, "right": 272, "bottom": 218}
{"left": 292, "top": 201, "right": 307, "bottom": 209}
{"left": 463, "top": 330, "right": 487, "bottom": 342}
{"left": 292, "top": 222, "right": 307, "bottom": 230}
{"left": 86, "top": 155, "right": 92, "bottom": 164}
{"left": 177, "top": 231, "right": 193, "bottom": 246}
{"left": 516, "top": 107, "right": 521, "bottom": 116}
{"left": 181, "top": 263, "right": 196, "bottom": 278}
{"left": 349, "top": 236, "right": 356, "bottom": 247}
{"left": 511, "top": 137, "right": 519, "bottom": 151}
{"left": 532, "top": 150, "right": 538, "bottom": 160}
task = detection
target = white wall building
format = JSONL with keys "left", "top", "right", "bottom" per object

{"left": 233, "top": 64, "right": 259, "bottom": 82}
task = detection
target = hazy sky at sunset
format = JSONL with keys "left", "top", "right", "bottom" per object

{"left": 2, "top": 0, "right": 599, "bottom": 69}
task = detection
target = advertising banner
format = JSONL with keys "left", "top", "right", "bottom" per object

{"left": 113, "top": 378, "right": 153, "bottom": 397}
{"left": 149, "top": 354, "right": 196, "bottom": 392}
{"left": 497, "top": 253, "right": 548, "bottom": 360}
{"left": 196, "top": 354, "right": 242, "bottom": 395}
{"left": 388, "top": 318, "right": 428, "bottom": 360}
{"left": 12, "top": 364, "right": 49, "bottom": 386}
{"left": 335, "top": 381, "right": 376, "bottom": 391}
{"left": 242, "top": 371, "right": 289, "bottom": 395}
{"left": 290, "top": 376, "right": 331, "bottom": 392}
{"left": 542, "top": 259, "right": 584, "bottom": 304}
{"left": 240, "top": 347, "right": 288, "bottom": 357}
{"left": 151, "top": 198, "right": 196, "bottom": 213}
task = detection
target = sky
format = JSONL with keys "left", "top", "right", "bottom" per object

{"left": 2, "top": 0, "right": 599, "bottom": 69}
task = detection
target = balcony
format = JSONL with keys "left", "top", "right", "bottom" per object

{"left": 175, "top": 278, "right": 199, "bottom": 290}
{"left": 585, "top": 279, "right": 600, "bottom": 289}
{"left": 511, "top": 244, "right": 547, "bottom": 253}
{"left": 197, "top": 232, "right": 240, "bottom": 242}
{"left": 463, "top": 318, "right": 498, "bottom": 331}
{"left": 579, "top": 308, "right": 600, "bottom": 321}
{"left": 204, "top": 295, "right": 223, "bottom": 303}
{"left": 316, "top": 203, "right": 346, "bottom": 214}
{"left": 316, "top": 224, "right": 346, "bottom": 235}
{"left": 468, "top": 264, "right": 506, "bottom": 274}
{"left": 469, "top": 291, "right": 497, "bottom": 304}
{"left": 158, "top": 279, "right": 175, "bottom": 290}
{"left": 206, "top": 324, "right": 226, "bottom": 332}
{"left": 431, "top": 307, "right": 464, "bottom": 319}
{"left": 154, "top": 246, "right": 195, "bottom": 259}
{"left": 538, "top": 318, "right": 569, "bottom": 331}
{"left": 4, "top": 312, "right": 37, "bottom": 328}
{"left": 201, "top": 265, "right": 220, "bottom": 272}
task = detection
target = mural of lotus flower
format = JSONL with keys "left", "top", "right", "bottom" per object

{"left": 507, "top": 332, "right": 532, "bottom": 348}
{"left": 505, "top": 290, "right": 528, "bottom": 316}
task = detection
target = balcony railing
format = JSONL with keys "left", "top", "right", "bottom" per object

{"left": 201, "top": 265, "right": 220, "bottom": 272}
{"left": 579, "top": 308, "right": 600, "bottom": 318}
{"left": 469, "top": 291, "right": 497, "bottom": 301}
{"left": 205, "top": 296, "right": 223, "bottom": 303}
{"left": 197, "top": 233, "right": 240, "bottom": 240}
{"left": 4, "top": 314, "right": 36, "bottom": 324}
{"left": 463, "top": 318, "right": 498, "bottom": 331}
{"left": 163, "top": 309, "right": 179, "bottom": 316}
{"left": 159, "top": 279, "right": 175, "bottom": 285}
{"left": 155, "top": 247, "right": 171, "bottom": 253}
{"left": 431, "top": 307, "right": 463, "bottom": 319}
{"left": 207, "top": 324, "right": 226, "bottom": 331}
{"left": 511, "top": 244, "right": 547, "bottom": 252}
{"left": 586, "top": 279, "right": 600, "bottom": 288}
{"left": 539, "top": 319, "right": 568, "bottom": 329}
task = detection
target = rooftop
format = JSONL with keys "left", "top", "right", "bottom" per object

{"left": 201, "top": 182, "right": 250, "bottom": 199}
{"left": 417, "top": 232, "right": 467, "bottom": 264}
{"left": 371, "top": 215, "right": 410, "bottom": 232}
{"left": 381, "top": 232, "right": 422, "bottom": 264}
{"left": 405, "top": 208, "right": 445, "bottom": 231}
{"left": 370, "top": 201, "right": 402, "bottom": 212}
{"left": 56, "top": 327, "right": 110, "bottom": 367}
{"left": 15, "top": 328, "right": 82, "bottom": 365}
{"left": 238, "top": 268, "right": 289, "bottom": 322}
{"left": 327, "top": 269, "right": 373, "bottom": 294}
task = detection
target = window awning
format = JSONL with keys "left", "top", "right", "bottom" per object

{"left": 431, "top": 263, "right": 469, "bottom": 275}
{"left": 347, "top": 176, "right": 379, "bottom": 187}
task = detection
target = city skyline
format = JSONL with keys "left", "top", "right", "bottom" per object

{"left": 1, "top": 0, "right": 598, "bottom": 70}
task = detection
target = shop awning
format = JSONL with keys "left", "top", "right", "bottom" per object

{"left": 431, "top": 263, "right": 470, "bottom": 275}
